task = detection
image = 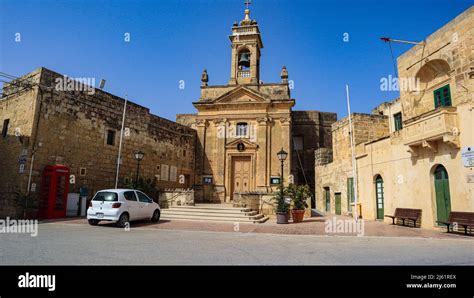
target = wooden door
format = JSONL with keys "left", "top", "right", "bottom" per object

{"left": 335, "top": 193, "right": 341, "bottom": 215}
{"left": 434, "top": 165, "right": 451, "bottom": 223}
{"left": 231, "top": 157, "right": 251, "bottom": 200}
{"left": 324, "top": 187, "right": 330, "bottom": 212}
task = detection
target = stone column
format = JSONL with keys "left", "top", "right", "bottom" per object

{"left": 279, "top": 117, "right": 292, "bottom": 187}
{"left": 194, "top": 119, "right": 207, "bottom": 202}
{"left": 256, "top": 117, "right": 268, "bottom": 191}
{"left": 250, "top": 45, "right": 258, "bottom": 84}
{"left": 229, "top": 44, "right": 237, "bottom": 85}
{"left": 213, "top": 118, "right": 227, "bottom": 202}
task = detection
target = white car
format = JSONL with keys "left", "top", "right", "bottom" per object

{"left": 87, "top": 189, "right": 161, "bottom": 227}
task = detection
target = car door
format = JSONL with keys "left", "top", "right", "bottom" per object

{"left": 136, "top": 191, "right": 154, "bottom": 219}
{"left": 123, "top": 191, "right": 140, "bottom": 220}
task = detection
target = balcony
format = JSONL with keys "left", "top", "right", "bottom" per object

{"left": 233, "top": 27, "right": 257, "bottom": 35}
{"left": 403, "top": 107, "right": 460, "bottom": 154}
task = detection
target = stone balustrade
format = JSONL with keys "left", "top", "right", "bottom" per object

{"left": 158, "top": 188, "right": 194, "bottom": 208}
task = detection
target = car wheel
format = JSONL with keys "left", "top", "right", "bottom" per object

{"left": 88, "top": 219, "right": 100, "bottom": 226}
{"left": 117, "top": 213, "right": 129, "bottom": 228}
{"left": 151, "top": 209, "right": 160, "bottom": 222}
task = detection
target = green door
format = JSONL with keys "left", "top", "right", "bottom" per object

{"left": 434, "top": 165, "right": 451, "bottom": 223}
{"left": 324, "top": 187, "right": 330, "bottom": 212}
{"left": 375, "top": 175, "right": 384, "bottom": 220}
{"left": 335, "top": 193, "right": 341, "bottom": 215}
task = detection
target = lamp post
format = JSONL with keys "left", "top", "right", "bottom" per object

{"left": 277, "top": 148, "right": 288, "bottom": 196}
{"left": 134, "top": 150, "right": 145, "bottom": 189}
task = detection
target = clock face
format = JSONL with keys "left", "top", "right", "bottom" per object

{"left": 237, "top": 142, "right": 245, "bottom": 152}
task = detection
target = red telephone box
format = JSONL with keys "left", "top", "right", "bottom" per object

{"left": 38, "top": 165, "right": 70, "bottom": 219}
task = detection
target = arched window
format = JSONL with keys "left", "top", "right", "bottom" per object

{"left": 236, "top": 122, "right": 248, "bottom": 137}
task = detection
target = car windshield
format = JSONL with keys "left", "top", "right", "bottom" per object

{"left": 92, "top": 192, "right": 118, "bottom": 202}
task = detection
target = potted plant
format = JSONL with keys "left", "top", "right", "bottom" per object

{"left": 13, "top": 190, "right": 38, "bottom": 219}
{"left": 274, "top": 186, "right": 290, "bottom": 224}
{"left": 287, "top": 184, "right": 311, "bottom": 223}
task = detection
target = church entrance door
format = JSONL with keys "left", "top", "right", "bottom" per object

{"left": 231, "top": 156, "right": 251, "bottom": 201}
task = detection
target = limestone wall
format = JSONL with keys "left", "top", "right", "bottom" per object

{"left": 315, "top": 113, "right": 389, "bottom": 216}
{"left": 397, "top": 6, "right": 473, "bottom": 121}
{"left": 0, "top": 70, "right": 42, "bottom": 216}
{"left": 291, "top": 110, "right": 336, "bottom": 198}
{"left": 356, "top": 125, "right": 473, "bottom": 228}
{"left": 0, "top": 67, "right": 197, "bottom": 217}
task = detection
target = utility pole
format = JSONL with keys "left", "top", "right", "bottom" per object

{"left": 114, "top": 95, "right": 128, "bottom": 189}
{"left": 346, "top": 84, "right": 359, "bottom": 221}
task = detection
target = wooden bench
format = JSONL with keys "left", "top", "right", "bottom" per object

{"left": 384, "top": 208, "right": 422, "bottom": 228}
{"left": 436, "top": 211, "right": 474, "bottom": 235}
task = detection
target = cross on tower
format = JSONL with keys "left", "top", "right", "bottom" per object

{"left": 245, "top": 0, "right": 251, "bottom": 9}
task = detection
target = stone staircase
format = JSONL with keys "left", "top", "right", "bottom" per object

{"left": 161, "top": 204, "right": 269, "bottom": 223}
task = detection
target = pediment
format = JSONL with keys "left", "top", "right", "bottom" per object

{"left": 225, "top": 138, "right": 259, "bottom": 150}
{"left": 213, "top": 86, "right": 268, "bottom": 104}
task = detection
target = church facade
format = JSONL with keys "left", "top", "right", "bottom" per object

{"left": 177, "top": 8, "right": 336, "bottom": 205}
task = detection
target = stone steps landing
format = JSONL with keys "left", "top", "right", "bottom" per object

{"left": 161, "top": 204, "right": 268, "bottom": 223}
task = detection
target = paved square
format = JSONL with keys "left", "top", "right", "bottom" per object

{"left": 1, "top": 217, "right": 472, "bottom": 265}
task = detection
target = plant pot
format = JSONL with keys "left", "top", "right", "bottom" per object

{"left": 276, "top": 212, "right": 289, "bottom": 224}
{"left": 291, "top": 209, "right": 305, "bottom": 223}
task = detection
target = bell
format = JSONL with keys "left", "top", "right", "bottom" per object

{"left": 238, "top": 53, "right": 251, "bottom": 68}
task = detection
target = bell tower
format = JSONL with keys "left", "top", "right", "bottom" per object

{"left": 228, "top": 1, "right": 263, "bottom": 85}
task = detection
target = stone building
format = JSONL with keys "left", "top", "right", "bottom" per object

{"left": 0, "top": 67, "right": 196, "bottom": 217}
{"left": 176, "top": 7, "right": 336, "bottom": 211}
{"left": 315, "top": 6, "right": 474, "bottom": 228}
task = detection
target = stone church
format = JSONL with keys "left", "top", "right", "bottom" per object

{"left": 0, "top": 6, "right": 335, "bottom": 219}
{"left": 177, "top": 7, "right": 336, "bottom": 205}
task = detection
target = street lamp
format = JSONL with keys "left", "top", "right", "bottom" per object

{"left": 134, "top": 150, "right": 145, "bottom": 189}
{"left": 277, "top": 148, "right": 288, "bottom": 194}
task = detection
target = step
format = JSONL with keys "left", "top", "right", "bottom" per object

{"left": 170, "top": 205, "right": 252, "bottom": 212}
{"left": 162, "top": 210, "right": 258, "bottom": 217}
{"left": 162, "top": 207, "right": 258, "bottom": 215}
{"left": 161, "top": 214, "right": 269, "bottom": 223}
{"left": 162, "top": 210, "right": 263, "bottom": 219}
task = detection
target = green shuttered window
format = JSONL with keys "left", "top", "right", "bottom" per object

{"left": 393, "top": 112, "right": 402, "bottom": 131}
{"left": 434, "top": 85, "right": 451, "bottom": 108}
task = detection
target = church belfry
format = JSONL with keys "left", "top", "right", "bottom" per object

{"left": 228, "top": 3, "right": 263, "bottom": 85}
{"left": 178, "top": 0, "right": 336, "bottom": 209}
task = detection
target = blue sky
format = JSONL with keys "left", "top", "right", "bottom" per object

{"left": 1, "top": 0, "right": 472, "bottom": 121}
